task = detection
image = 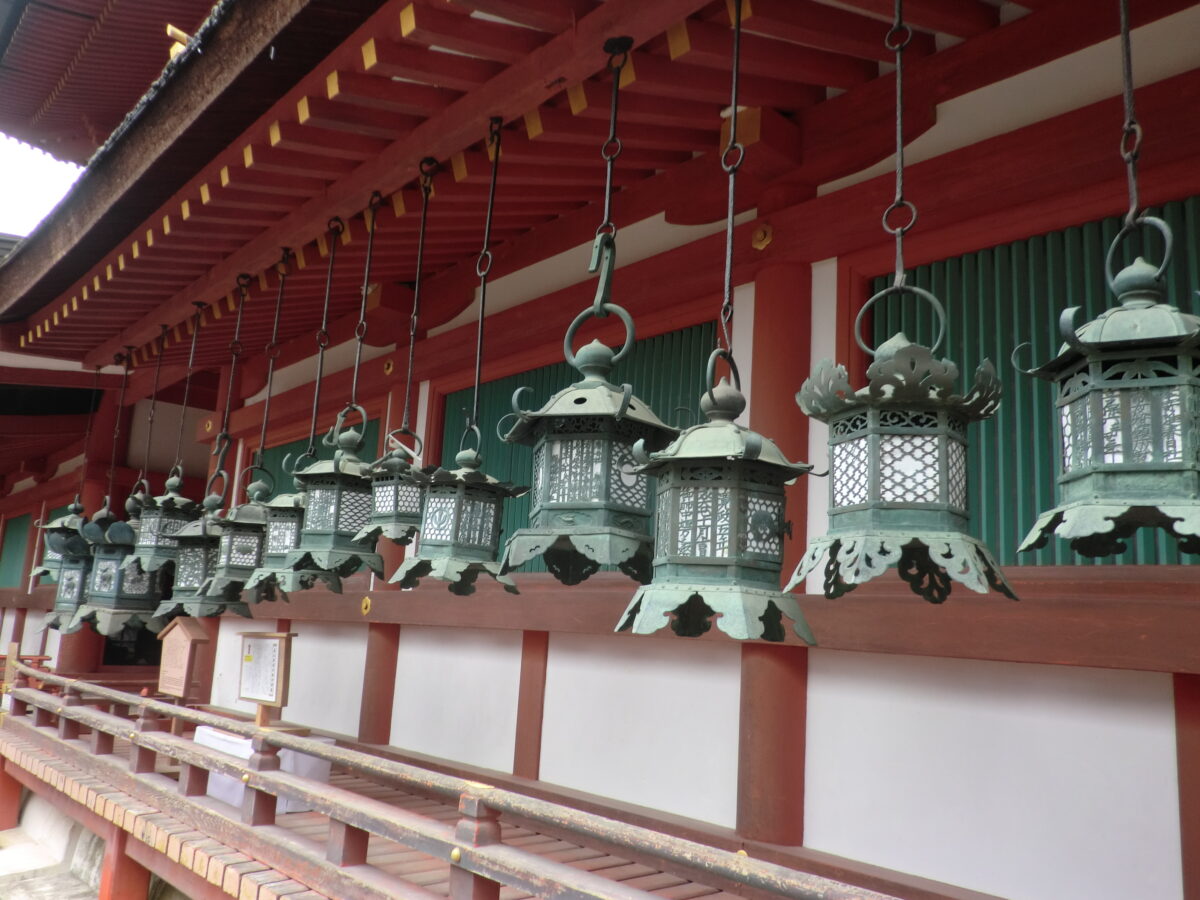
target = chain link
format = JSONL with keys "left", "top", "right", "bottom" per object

{"left": 1118, "top": 0, "right": 1141, "bottom": 227}
{"left": 307, "top": 217, "right": 343, "bottom": 458}
{"left": 255, "top": 248, "right": 290, "bottom": 468}
{"left": 107, "top": 349, "right": 133, "bottom": 506}
{"left": 718, "top": 1, "right": 745, "bottom": 354}
{"left": 469, "top": 119, "right": 503, "bottom": 437}
{"left": 597, "top": 36, "right": 632, "bottom": 239}
{"left": 76, "top": 366, "right": 101, "bottom": 501}
{"left": 401, "top": 159, "right": 438, "bottom": 434}
{"left": 172, "top": 303, "right": 205, "bottom": 474}
{"left": 138, "top": 324, "right": 169, "bottom": 487}
{"left": 347, "top": 192, "right": 383, "bottom": 411}
{"left": 887, "top": 0, "right": 915, "bottom": 289}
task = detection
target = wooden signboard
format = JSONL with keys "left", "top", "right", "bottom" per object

{"left": 238, "top": 632, "right": 295, "bottom": 726}
{"left": 156, "top": 618, "right": 211, "bottom": 700}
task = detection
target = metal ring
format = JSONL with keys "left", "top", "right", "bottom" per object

{"left": 853, "top": 283, "right": 947, "bottom": 358}
{"left": 459, "top": 424, "right": 482, "bottom": 453}
{"left": 1105, "top": 215, "right": 1173, "bottom": 292}
{"left": 385, "top": 427, "right": 424, "bottom": 459}
{"left": 563, "top": 301, "right": 636, "bottom": 368}
{"left": 354, "top": 321, "right": 368, "bottom": 340}
{"left": 600, "top": 137, "right": 622, "bottom": 161}
{"left": 721, "top": 142, "right": 745, "bottom": 173}
{"left": 704, "top": 347, "right": 742, "bottom": 407}
{"left": 494, "top": 412, "right": 520, "bottom": 442}
{"left": 1120, "top": 122, "right": 1143, "bottom": 160}
{"left": 315, "top": 329, "right": 331, "bottom": 349}
{"left": 884, "top": 24, "right": 912, "bottom": 50}
{"left": 475, "top": 249, "right": 493, "bottom": 278}
{"left": 236, "top": 273, "right": 252, "bottom": 289}
{"left": 881, "top": 199, "right": 918, "bottom": 235}
{"left": 228, "top": 340, "right": 243, "bottom": 357}
{"left": 594, "top": 222, "right": 616, "bottom": 238}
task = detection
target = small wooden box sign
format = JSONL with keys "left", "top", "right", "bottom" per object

{"left": 238, "top": 632, "right": 295, "bottom": 709}
{"left": 156, "top": 618, "right": 211, "bottom": 700}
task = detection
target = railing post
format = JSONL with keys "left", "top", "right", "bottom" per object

{"left": 449, "top": 792, "right": 502, "bottom": 900}
{"left": 57, "top": 684, "right": 83, "bottom": 740}
{"left": 240, "top": 736, "right": 279, "bottom": 826}
{"left": 178, "top": 760, "right": 209, "bottom": 798}
{"left": 91, "top": 721, "right": 115, "bottom": 756}
{"left": 128, "top": 703, "right": 163, "bottom": 774}
{"left": 32, "top": 697, "right": 54, "bottom": 728}
{"left": 327, "top": 819, "right": 370, "bottom": 866}
{"left": 7, "top": 671, "right": 28, "bottom": 718}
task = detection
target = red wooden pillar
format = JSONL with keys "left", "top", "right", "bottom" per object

{"left": 358, "top": 622, "right": 400, "bottom": 744}
{"left": 55, "top": 626, "right": 104, "bottom": 675}
{"left": 0, "top": 762, "right": 23, "bottom": 830}
{"left": 734, "top": 263, "right": 813, "bottom": 846}
{"left": 513, "top": 631, "right": 549, "bottom": 779}
{"left": 1176, "top": 674, "right": 1200, "bottom": 899}
{"left": 98, "top": 829, "right": 151, "bottom": 900}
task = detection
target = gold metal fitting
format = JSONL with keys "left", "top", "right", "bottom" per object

{"left": 361, "top": 595, "right": 372, "bottom": 615}
{"left": 241, "top": 774, "right": 250, "bottom": 783}
{"left": 751, "top": 224, "right": 773, "bottom": 251}
{"left": 383, "top": 359, "right": 394, "bottom": 376}
{"left": 450, "top": 848, "right": 462, "bottom": 863}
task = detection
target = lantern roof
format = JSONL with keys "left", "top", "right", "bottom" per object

{"left": 799, "top": 335, "right": 1002, "bottom": 422}
{"left": 503, "top": 339, "right": 674, "bottom": 445}
{"left": 80, "top": 499, "right": 136, "bottom": 547}
{"left": 143, "top": 473, "right": 200, "bottom": 513}
{"left": 633, "top": 378, "right": 810, "bottom": 480}
{"left": 292, "top": 428, "right": 372, "bottom": 479}
{"left": 412, "top": 449, "right": 527, "bottom": 497}
{"left": 41, "top": 498, "right": 87, "bottom": 533}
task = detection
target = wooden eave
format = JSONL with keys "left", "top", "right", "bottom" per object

{"left": 0, "top": 0, "right": 1195, "bottom": 383}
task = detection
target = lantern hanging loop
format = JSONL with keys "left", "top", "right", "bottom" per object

{"left": 853, "top": 283, "right": 948, "bottom": 358}
{"left": 134, "top": 324, "right": 170, "bottom": 496}
{"left": 170, "top": 302, "right": 206, "bottom": 480}
{"left": 347, "top": 191, "right": 383, "bottom": 413}
{"left": 466, "top": 118, "right": 503, "bottom": 439}
{"left": 717, "top": 0, "right": 745, "bottom": 356}
{"left": 1105, "top": 214, "right": 1173, "bottom": 290}
{"left": 396, "top": 158, "right": 439, "bottom": 441}
{"left": 293, "top": 217, "right": 344, "bottom": 473}
{"left": 884, "top": 0, "right": 916, "bottom": 290}
{"left": 106, "top": 349, "right": 133, "bottom": 506}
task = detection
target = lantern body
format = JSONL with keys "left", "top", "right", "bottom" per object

{"left": 283, "top": 429, "right": 383, "bottom": 580}
{"left": 124, "top": 476, "right": 200, "bottom": 573}
{"left": 38, "top": 502, "right": 93, "bottom": 631}
{"left": 389, "top": 449, "right": 527, "bottom": 595}
{"left": 1021, "top": 259, "right": 1200, "bottom": 556}
{"left": 356, "top": 448, "right": 424, "bottom": 546}
{"left": 501, "top": 339, "right": 676, "bottom": 584}
{"left": 244, "top": 493, "right": 341, "bottom": 596}
{"left": 207, "top": 500, "right": 269, "bottom": 603}
{"left": 155, "top": 511, "right": 250, "bottom": 618}
{"left": 618, "top": 379, "right": 815, "bottom": 643}
{"left": 72, "top": 504, "right": 166, "bottom": 635}
{"left": 789, "top": 334, "right": 1016, "bottom": 603}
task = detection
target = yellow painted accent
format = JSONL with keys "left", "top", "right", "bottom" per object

{"left": 326, "top": 71, "right": 341, "bottom": 99}
{"left": 61, "top": 303, "right": 68, "bottom": 319}
{"left": 340, "top": 225, "right": 352, "bottom": 246}
{"left": 258, "top": 272, "right": 269, "bottom": 292}
{"left": 523, "top": 108, "right": 543, "bottom": 140}
{"left": 82, "top": 286, "right": 88, "bottom": 301}
{"left": 297, "top": 96, "right": 312, "bottom": 124}
{"left": 200, "top": 184, "right": 212, "bottom": 204}
{"left": 243, "top": 144, "right": 255, "bottom": 168}
{"left": 118, "top": 254, "right": 125, "bottom": 270}
{"left": 566, "top": 83, "right": 587, "bottom": 115}
{"left": 132, "top": 241, "right": 140, "bottom": 258}
{"left": 173, "top": 325, "right": 182, "bottom": 343}
{"left": 92, "top": 276, "right": 100, "bottom": 292}
{"left": 52, "top": 312, "right": 58, "bottom": 326}
{"left": 317, "top": 233, "right": 330, "bottom": 257}
{"left": 619, "top": 54, "right": 635, "bottom": 89}
{"left": 399, "top": 4, "right": 417, "bottom": 38}
{"left": 391, "top": 191, "right": 406, "bottom": 217}
{"left": 26, "top": 330, "right": 32, "bottom": 343}
{"left": 181, "top": 199, "right": 192, "bottom": 220}
{"left": 220, "top": 166, "right": 231, "bottom": 186}
{"left": 105, "top": 264, "right": 113, "bottom": 281}
{"left": 211, "top": 301, "right": 221, "bottom": 320}
{"left": 18, "top": 335, "right": 23, "bottom": 348}
{"left": 35, "top": 325, "right": 41, "bottom": 338}
{"left": 269, "top": 122, "right": 282, "bottom": 146}
{"left": 294, "top": 246, "right": 307, "bottom": 269}
{"left": 43, "top": 317, "right": 49, "bottom": 333}
{"left": 226, "top": 293, "right": 236, "bottom": 313}
{"left": 71, "top": 297, "right": 78, "bottom": 311}
{"left": 145, "top": 228, "right": 154, "bottom": 247}
{"left": 451, "top": 152, "right": 467, "bottom": 182}
{"left": 666, "top": 21, "right": 690, "bottom": 60}
{"left": 361, "top": 38, "right": 378, "bottom": 71}
{"left": 162, "top": 215, "right": 171, "bottom": 235}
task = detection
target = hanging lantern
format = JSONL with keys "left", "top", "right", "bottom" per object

{"left": 124, "top": 471, "right": 201, "bottom": 574}
{"left": 1019, "top": 1, "right": 1198, "bottom": 558}
{"left": 619, "top": 353, "right": 814, "bottom": 641}
{"left": 389, "top": 439, "right": 527, "bottom": 595}
{"left": 158, "top": 494, "right": 241, "bottom": 617}
{"left": 1020, "top": 238, "right": 1200, "bottom": 556}
{"left": 789, "top": 290, "right": 1015, "bottom": 602}
{"left": 38, "top": 499, "right": 93, "bottom": 631}
{"left": 501, "top": 297, "right": 675, "bottom": 584}
{"left": 74, "top": 497, "right": 167, "bottom": 635}
{"left": 206, "top": 477, "right": 270, "bottom": 600}
{"left": 244, "top": 483, "right": 342, "bottom": 596}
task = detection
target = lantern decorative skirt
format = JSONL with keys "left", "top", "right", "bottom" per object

{"left": 1020, "top": 247, "right": 1200, "bottom": 557}
{"left": 245, "top": 490, "right": 341, "bottom": 597}
{"left": 156, "top": 496, "right": 248, "bottom": 618}
{"left": 282, "top": 426, "right": 383, "bottom": 580}
{"left": 619, "top": 371, "right": 815, "bottom": 643}
{"left": 789, "top": 323, "right": 1016, "bottom": 604}
{"left": 500, "top": 309, "right": 677, "bottom": 585}
{"left": 38, "top": 500, "right": 93, "bottom": 631}
{"left": 124, "top": 473, "right": 200, "bottom": 574}
{"left": 73, "top": 500, "right": 167, "bottom": 635}
{"left": 355, "top": 441, "right": 424, "bottom": 547}
{"left": 389, "top": 448, "right": 528, "bottom": 596}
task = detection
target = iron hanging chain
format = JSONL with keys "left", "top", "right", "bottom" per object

{"left": 75, "top": 366, "right": 102, "bottom": 501}
{"left": 306, "top": 217, "right": 344, "bottom": 458}
{"left": 718, "top": 0, "right": 745, "bottom": 354}
{"left": 255, "top": 249, "right": 291, "bottom": 468}
{"left": 468, "top": 118, "right": 503, "bottom": 441}
{"left": 106, "top": 349, "right": 133, "bottom": 507}
{"left": 597, "top": 37, "right": 632, "bottom": 240}
{"left": 138, "top": 325, "right": 169, "bottom": 486}
{"left": 401, "top": 159, "right": 439, "bottom": 434}
{"left": 884, "top": 0, "right": 916, "bottom": 288}
{"left": 1118, "top": 0, "right": 1142, "bottom": 226}
{"left": 172, "top": 302, "right": 206, "bottom": 475}
{"left": 208, "top": 275, "right": 250, "bottom": 503}
{"left": 348, "top": 192, "right": 383, "bottom": 410}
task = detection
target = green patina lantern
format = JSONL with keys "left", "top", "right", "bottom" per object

{"left": 1020, "top": 229, "right": 1200, "bottom": 557}
{"left": 38, "top": 499, "right": 93, "bottom": 631}
{"left": 500, "top": 295, "right": 676, "bottom": 585}
{"left": 156, "top": 494, "right": 247, "bottom": 618}
{"left": 123, "top": 470, "right": 201, "bottom": 574}
{"left": 205, "top": 474, "right": 273, "bottom": 602}
{"left": 618, "top": 352, "right": 814, "bottom": 642}
{"left": 355, "top": 436, "right": 424, "bottom": 548}
{"left": 244, "top": 486, "right": 342, "bottom": 597}
{"left": 788, "top": 288, "right": 1016, "bottom": 603}
{"left": 389, "top": 441, "right": 527, "bottom": 595}
{"left": 282, "top": 407, "right": 383, "bottom": 580}
{"left": 74, "top": 497, "right": 167, "bottom": 635}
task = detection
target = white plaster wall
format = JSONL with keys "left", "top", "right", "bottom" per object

{"left": 539, "top": 633, "right": 741, "bottom": 828}
{"left": 209, "top": 617, "right": 276, "bottom": 715}
{"left": 20, "top": 610, "right": 46, "bottom": 654}
{"left": 125, "top": 401, "right": 209, "bottom": 476}
{"left": 804, "top": 651, "right": 1182, "bottom": 900}
{"left": 0, "top": 610, "right": 15, "bottom": 649}
{"left": 42, "top": 626, "right": 60, "bottom": 669}
{"left": 389, "top": 625, "right": 523, "bottom": 773}
{"left": 282, "top": 621, "right": 368, "bottom": 737}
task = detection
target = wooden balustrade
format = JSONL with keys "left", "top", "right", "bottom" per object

{"left": 3, "top": 661, "right": 903, "bottom": 900}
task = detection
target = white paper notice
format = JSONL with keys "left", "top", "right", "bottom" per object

{"left": 239, "top": 635, "right": 282, "bottom": 705}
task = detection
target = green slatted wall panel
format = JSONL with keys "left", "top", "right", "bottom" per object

{"left": 0, "top": 514, "right": 32, "bottom": 587}
{"left": 441, "top": 322, "right": 717, "bottom": 573}
{"left": 256, "top": 419, "right": 381, "bottom": 500}
{"left": 873, "top": 195, "right": 1200, "bottom": 566}
{"left": 37, "top": 504, "right": 71, "bottom": 579}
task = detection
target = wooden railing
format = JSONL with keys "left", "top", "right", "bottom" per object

{"left": 2, "top": 662, "right": 903, "bottom": 900}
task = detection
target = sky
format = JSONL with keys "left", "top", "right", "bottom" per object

{"left": 0, "top": 133, "right": 83, "bottom": 237}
